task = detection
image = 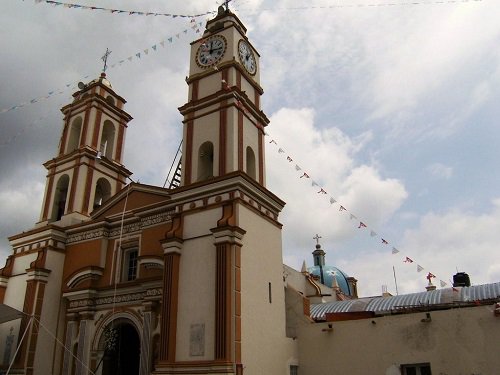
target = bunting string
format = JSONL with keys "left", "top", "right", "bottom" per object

{"left": 35, "top": 0, "right": 216, "bottom": 19}
{"left": 0, "top": 20, "right": 203, "bottom": 116}
{"left": 236, "top": 0, "right": 483, "bottom": 13}
{"left": 266, "top": 132, "right": 449, "bottom": 289}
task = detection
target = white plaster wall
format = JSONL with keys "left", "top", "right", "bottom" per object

{"left": 297, "top": 306, "right": 500, "bottom": 375}
{"left": 34, "top": 250, "right": 66, "bottom": 375}
{"left": 0, "top": 252, "right": 37, "bottom": 366}
{"left": 238, "top": 205, "right": 297, "bottom": 375}
{"left": 175, "top": 208, "right": 221, "bottom": 361}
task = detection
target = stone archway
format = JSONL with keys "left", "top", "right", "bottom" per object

{"left": 102, "top": 322, "right": 140, "bottom": 375}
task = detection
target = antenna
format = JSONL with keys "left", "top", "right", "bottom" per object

{"left": 393, "top": 265, "right": 399, "bottom": 295}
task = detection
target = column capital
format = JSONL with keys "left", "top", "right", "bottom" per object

{"left": 211, "top": 226, "right": 246, "bottom": 246}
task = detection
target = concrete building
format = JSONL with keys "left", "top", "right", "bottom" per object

{"left": 0, "top": 5, "right": 499, "bottom": 375}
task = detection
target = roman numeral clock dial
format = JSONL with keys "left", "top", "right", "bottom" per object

{"left": 196, "top": 35, "right": 227, "bottom": 68}
{"left": 238, "top": 39, "right": 257, "bottom": 75}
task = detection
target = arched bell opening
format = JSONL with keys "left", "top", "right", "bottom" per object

{"left": 197, "top": 141, "right": 214, "bottom": 181}
{"left": 51, "top": 174, "right": 70, "bottom": 221}
{"left": 93, "top": 178, "right": 112, "bottom": 209}
{"left": 246, "top": 146, "right": 256, "bottom": 180}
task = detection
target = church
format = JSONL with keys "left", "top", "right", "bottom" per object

{"left": 0, "top": 6, "right": 499, "bottom": 375}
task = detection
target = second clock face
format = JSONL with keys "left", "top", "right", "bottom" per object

{"left": 196, "top": 35, "right": 227, "bottom": 67}
{"left": 238, "top": 40, "right": 257, "bottom": 75}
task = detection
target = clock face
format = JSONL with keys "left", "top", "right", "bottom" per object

{"left": 196, "top": 35, "right": 227, "bottom": 67}
{"left": 238, "top": 40, "right": 257, "bottom": 75}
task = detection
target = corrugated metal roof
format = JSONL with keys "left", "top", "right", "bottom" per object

{"left": 460, "top": 282, "right": 500, "bottom": 301}
{"left": 310, "top": 282, "right": 500, "bottom": 320}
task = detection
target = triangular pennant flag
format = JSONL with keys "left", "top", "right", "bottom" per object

{"left": 440, "top": 280, "right": 447, "bottom": 287}
{"left": 339, "top": 206, "right": 346, "bottom": 211}
{"left": 329, "top": 197, "right": 336, "bottom": 204}
{"left": 160, "top": 41, "right": 165, "bottom": 47}
{"left": 128, "top": 56, "right": 133, "bottom": 61}
{"left": 152, "top": 45, "right": 157, "bottom": 51}
{"left": 417, "top": 265, "right": 424, "bottom": 272}
{"left": 295, "top": 165, "right": 301, "bottom": 171}
{"left": 391, "top": 247, "right": 399, "bottom": 254}
{"left": 404, "top": 257, "right": 413, "bottom": 263}
{"left": 350, "top": 214, "right": 356, "bottom": 220}
{"left": 300, "top": 173, "right": 310, "bottom": 179}
{"left": 382, "top": 238, "right": 388, "bottom": 244}
{"left": 269, "top": 139, "right": 277, "bottom": 145}
{"left": 144, "top": 49, "right": 149, "bottom": 55}
{"left": 318, "top": 188, "right": 327, "bottom": 194}
{"left": 136, "top": 53, "right": 141, "bottom": 58}
{"left": 168, "top": 37, "right": 173, "bottom": 43}
{"left": 287, "top": 156, "right": 293, "bottom": 162}
{"left": 370, "top": 231, "right": 377, "bottom": 237}
{"left": 358, "top": 222, "right": 366, "bottom": 228}
{"left": 278, "top": 148, "right": 285, "bottom": 153}
{"left": 311, "top": 181, "right": 318, "bottom": 187}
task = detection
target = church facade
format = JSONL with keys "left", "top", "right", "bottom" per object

{"left": 0, "top": 7, "right": 297, "bottom": 375}
{"left": 1, "top": 6, "right": 500, "bottom": 375}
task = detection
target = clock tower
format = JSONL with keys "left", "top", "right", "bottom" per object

{"left": 178, "top": 5, "right": 268, "bottom": 187}
{"left": 156, "top": 6, "right": 296, "bottom": 375}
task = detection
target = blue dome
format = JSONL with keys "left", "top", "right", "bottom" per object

{"left": 308, "top": 265, "right": 352, "bottom": 296}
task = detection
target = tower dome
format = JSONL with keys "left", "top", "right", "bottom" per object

{"left": 307, "top": 236, "right": 353, "bottom": 296}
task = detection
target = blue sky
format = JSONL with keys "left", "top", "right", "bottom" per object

{"left": 1, "top": 0, "right": 500, "bottom": 296}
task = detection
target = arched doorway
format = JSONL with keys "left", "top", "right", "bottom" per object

{"left": 101, "top": 322, "right": 140, "bottom": 375}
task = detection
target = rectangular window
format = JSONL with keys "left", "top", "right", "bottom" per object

{"left": 122, "top": 248, "right": 138, "bottom": 282}
{"left": 401, "top": 363, "right": 431, "bottom": 375}
{"left": 290, "top": 365, "right": 299, "bottom": 375}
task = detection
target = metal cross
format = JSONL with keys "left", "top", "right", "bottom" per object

{"left": 313, "top": 234, "right": 322, "bottom": 245}
{"left": 224, "top": 0, "right": 232, "bottom": 10}
{"left": 101, "top": 48, "right": 112, "bottom": 73}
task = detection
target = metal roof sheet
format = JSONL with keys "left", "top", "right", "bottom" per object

{"left": 310, "top": 282, "right": 500, "bottom": 321}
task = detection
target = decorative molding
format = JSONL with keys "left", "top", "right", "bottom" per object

{"left": 68, "top": 288, "right": 162, "bottom": 309}
{"left": 67, "top": 210, "right": 174, "bottom": 244}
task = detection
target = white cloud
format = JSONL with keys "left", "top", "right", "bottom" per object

{"left": 426, "top": 162, "right": 453, "bottom": 180}
{"left": 266, "top": 107, "right": 407, "bottom": 270}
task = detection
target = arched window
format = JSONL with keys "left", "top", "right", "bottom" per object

{"left": 105, "top": 95, "right": 115, "bottom": 106}
{"left": 100, "top": 120, "right": 116, "bottom": 159}
{"left": 51, "top": 174, "right": 69, "bottom": 221}
{"left": 93, "top": 178, "right": 112, "bottom": 209}
{"left": 197, "top": 141, "right": 214, "bottom": 181}
{"left": 246, "top": 146, "right": 256, "bottom": 179}
{"left": 66, "top": 117, "right": 82, "bottom": 153}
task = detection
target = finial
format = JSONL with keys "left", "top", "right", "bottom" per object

{"left": 301, "top": 260, "right": 308, "bottom": 273}
{"left": 101, "top": 48, "right": 112, "bottom": 73}
{"left": 224, "top": 0, "right": 232, "bottom": 11}
{"left": 313, "top": 234, "right": 322, "bottom": 245}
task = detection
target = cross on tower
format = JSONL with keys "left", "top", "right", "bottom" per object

{"left": 313, "top": 234, "right": 322, "bottom": 245}
{"left": 101, "top": 48, "right": 112, "bottom": 73}
{"left": 224, "top": 0, "right": 232, "bottom": 10}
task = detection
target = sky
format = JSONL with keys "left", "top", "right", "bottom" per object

{"left": 1, "top": 0, "right": 500, "bottom": 297}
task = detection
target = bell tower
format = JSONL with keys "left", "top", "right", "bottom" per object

{"left": 38, "top": 73, "right": 133, "bottom": 227}
{"left": 178, "top": 5, "right": 269, "bottom": 187}
{"left": 156, "top": 6, "right": 296, "bottom": 375}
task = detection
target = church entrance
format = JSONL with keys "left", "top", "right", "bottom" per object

{"left": 102, "top": 322, "right": 141, "bottom": 375}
